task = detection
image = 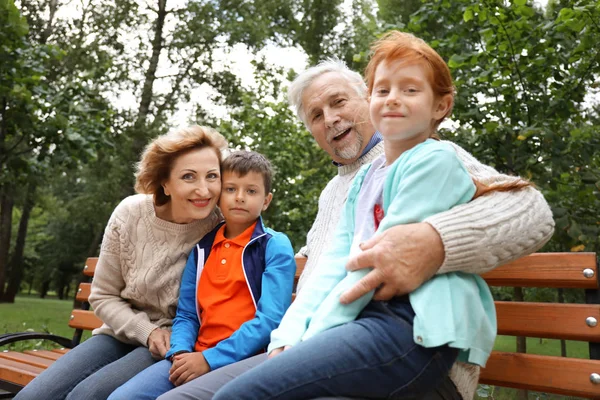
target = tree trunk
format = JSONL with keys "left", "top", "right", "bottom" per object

{"left": 57, "top": 283, "right": 65, "bottom": 300}
{"left": 0, "top": 187, "right": 15, "bottom": 299}
{"left": 132, "top": 0, "right": 168, "bottom": 155}
{"left": 39, "top": 278, "right": 50, "bottom": 298}
{"left": 3, "top": 183, "right": 35, "bottom": 303}
{"left": 514, "top": 287, "right": 528, "bottom": 400}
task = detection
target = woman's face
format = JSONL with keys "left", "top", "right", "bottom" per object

{"left": 162, "top": 147, "right": 221, "bottom": 223}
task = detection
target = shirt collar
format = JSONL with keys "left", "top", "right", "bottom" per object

{"left": 332, "top": 131, "right": 383, "bottom": 167}
{"left": 212, "top": 220, "right": 258, "bottom": 249}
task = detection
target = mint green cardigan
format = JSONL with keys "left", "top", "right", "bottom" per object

{"left": 269, "top": 139, "right": 497, "bottom": 366}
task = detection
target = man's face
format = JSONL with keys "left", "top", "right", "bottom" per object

{"left": 301, "top": 72, "right": 375, "bottom": 165}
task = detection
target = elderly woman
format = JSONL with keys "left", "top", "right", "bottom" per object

{"left": 15, "top": 125, "right": 227, "bottom": 400}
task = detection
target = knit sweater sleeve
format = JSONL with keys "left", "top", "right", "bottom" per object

{"left": 89, "top": 202, "right": 158, "bottom": 347}
{"left": 425, "top": 142, "right": 555, "bottom": 274}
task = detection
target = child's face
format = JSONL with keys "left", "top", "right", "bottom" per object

{"left": 369, "top": 61, "right": 448, "bottom": 144}
{"left": 219, "top": 170, "right": 272, "bottom": 232}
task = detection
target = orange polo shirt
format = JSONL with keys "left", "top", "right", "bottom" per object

{"left": 195, "top": 222, "right": 257, "bottom": 352}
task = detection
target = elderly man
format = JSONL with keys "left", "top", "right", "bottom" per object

{"left": 158, "top": 59, "right": 554, "bottom": 400}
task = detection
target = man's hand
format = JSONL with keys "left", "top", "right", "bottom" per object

{"left": 268, "top": 345, "right": 292, "bottom": 359}
{"left": 147, "top": 328, "right": 171, "bottom": 359}
{"left": 340, "top": 222, "right": 444, "bottom": 304}
{"left": 169, "top": 352, "right": 211, "bottom": 386}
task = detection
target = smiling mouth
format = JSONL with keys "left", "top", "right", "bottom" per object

{"left": 331, "top": 127, "right": 352, "bottom": 142}
{"left": 190, "top": 199, "right": 210, "bottom": 207}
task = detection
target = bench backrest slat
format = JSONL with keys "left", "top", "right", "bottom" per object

{"left": 83, "top": 258, "right": 98, "bottom": 277}
{"left": 68, "top": 309, "right": 102, "bottom": 331}
{"left": 480, "top": 351, "right": 600, "bottom": 398}
{"left": 75, "top": 283, "right": 92, "bottom": 302}
{"left": 482, "top": 252, "right": 598, "bottom": 288}
{"left": 495, "top": 301, "right": 600, "bottom": 342}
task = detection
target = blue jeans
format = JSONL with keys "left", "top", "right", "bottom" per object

{"left": 213, "top": 297, "right": 458, "bottom": 400}
{"left": 157, "top": 354, "right": 461, "bottom": 400}
{"left": 108, "top": 359, "right": 174, "bottom": 400}
{"left": 14, "top": 334, "right": 157, "bottom": 400}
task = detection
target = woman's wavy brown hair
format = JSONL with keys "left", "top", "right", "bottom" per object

{"left": 134, "top": 125, "right": 228, "bottom": 206}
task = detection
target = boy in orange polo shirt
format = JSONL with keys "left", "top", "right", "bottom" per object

{"left": 109, "top": 151, "right": 296, "bottom": 400}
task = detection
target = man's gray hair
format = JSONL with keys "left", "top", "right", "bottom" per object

{"left": 288, "top": 58, "right": 368, "bottom": 126}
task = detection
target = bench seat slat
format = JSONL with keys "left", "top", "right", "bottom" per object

{"left": 76, "top": 283, "right": 92, "bottom": 302}
{"left": 0, "top": 352, "right": 53, "bottom": 368}
{"left": 482, "top": 253, "right": 598, "bottom": 289}
{"left": 496, "top": 301, "right": 600, "bottom": 341}
{"left": 68, "top": 310, "right": 103, "bottom": 331}
{"left": 51, "top": 348, "right": 69, "bottom": 355}
{"left": 0, "top": 358, "right": 43, "bottom": 386}
{"left": 480, "top": 351, "right": 600, "bottom": 398}
{"left": 22, "top": 350, "right": 62, "bottom": 361}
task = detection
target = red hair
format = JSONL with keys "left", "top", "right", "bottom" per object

{"left": 365, "top": 31, "right": 455, "bottom": 129}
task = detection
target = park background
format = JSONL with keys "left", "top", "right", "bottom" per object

{"left": 1, "top": 0, "right": 599, "bottom": 398}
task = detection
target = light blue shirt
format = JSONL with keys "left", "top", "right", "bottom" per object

{"left": 269, "top": 139, "right": 497, "bottom": 367}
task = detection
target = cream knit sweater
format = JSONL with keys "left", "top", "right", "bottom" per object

{"left": 297, "top": 141, "right": 555, "bottom": 399}
{"left": 89, "top": 194, "right": 221, "bottom": 347}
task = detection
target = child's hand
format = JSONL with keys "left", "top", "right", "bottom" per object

{"left": 268, "top": 345, "right": 292, "bottom": 359}
{"left": 169, "top": 352, "right": 211, "bottom": 386}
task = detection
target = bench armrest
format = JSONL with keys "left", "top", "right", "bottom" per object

{"left": 0, "top": 332, "right": 73, "bottom": 349}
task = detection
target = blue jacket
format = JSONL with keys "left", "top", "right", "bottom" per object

{"left": 166, "top": 217, "right": 296, "bottom": 370}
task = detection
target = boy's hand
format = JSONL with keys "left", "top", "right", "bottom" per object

{"left": 268, "top": 345, "right": 292, "bottom": 359}
{"left": 169, "top": 352, "right": 211, "bottom": 386}
{"left": 147, "top": 328, "right": 171, "bottom": 359}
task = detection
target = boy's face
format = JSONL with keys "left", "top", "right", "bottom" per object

{"left": 219, "top": 170, "right": 272, "bottom": 233}
{"left": 369, "top": 61, "right": 450, "bottom": 144}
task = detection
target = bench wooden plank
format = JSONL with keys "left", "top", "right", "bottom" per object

{"left": 294, "top": 256, "right": 305, "bottom": 285}
{"left": 0, "top": 358, "right": 42, "bottom": 386}
{"left": 22, "top": 350, "right": 62, "bottom": 361}
{"left": 0, "top": 352, "right": 53, "bottom": 368}
{"left": 68, "top": 310, "right": 102, "bottom": 331}
{"left": 76, "top": 283, "right": 92, "bottom": 302}
{"left": 480, "top": 351, "right": 600, "bottom": 398}
{"left": 482, "top": 253, "right": 598, "bottom": 289}
{"left": 83, "top": 257, "right": 98, "bottom": 277}
{"left": 496, "top": 301, "right": 600, "bottom": 342}
{"left": 51, "top": 348, "right": 69, "bottom": 355}
{"left": 297, "top": 253, "right": 599, "bottom": 289}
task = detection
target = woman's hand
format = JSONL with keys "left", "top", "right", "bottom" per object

{"left": 268, "top": 345, "right": 292, "bottom": 359}
{"left": 147, "top": 328, "right": 171, "bottom": 359}
{"left": 169, "top": 352, "right": 211, "bottom": 386}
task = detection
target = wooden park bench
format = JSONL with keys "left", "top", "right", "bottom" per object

{"left": 0, "top": 258, "right": 102, "bottom": 398}
{"left": 1, "top": 253, "right": 599, "bottom": 398}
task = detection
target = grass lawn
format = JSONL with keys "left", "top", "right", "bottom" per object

{"left": 0, "top": 296, "right": 590, "bottom": 399}
{"left": 0, "top": 295, "right": 91, "bottom": 351}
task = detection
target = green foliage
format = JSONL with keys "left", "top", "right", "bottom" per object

{"left": 3, "top": 0, "right": 599, "bottom": 304}
{"left": 404, "top": 0, "right": 600, "bottom": 254}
